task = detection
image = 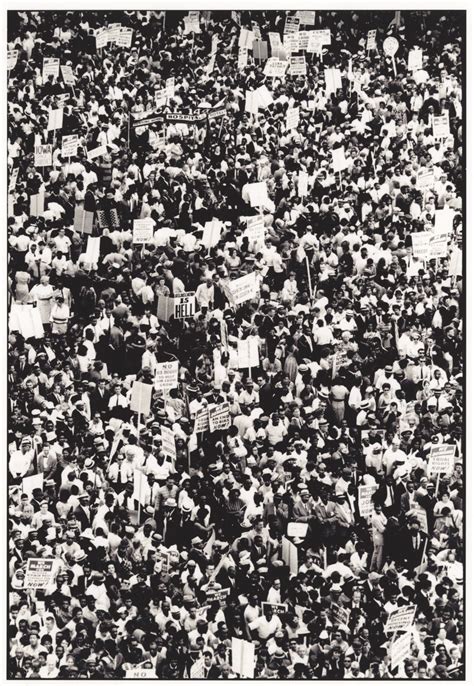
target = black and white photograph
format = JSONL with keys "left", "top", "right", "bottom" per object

{"left": 6, "top": 6, "right": 466, "bottom": 680}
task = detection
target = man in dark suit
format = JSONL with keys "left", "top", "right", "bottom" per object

{"left": 88, "top": 379, "right": 110, "bottom": 416}
{"left": 297, "top": 324, "right": 315, "bottom": 363}
{"left": 74, "top": 493, "right": 92, "bottom": 530}
{"left": 402, "top": 521, "right": 428, "bottom": 569}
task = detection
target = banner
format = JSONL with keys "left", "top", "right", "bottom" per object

{"left": 209, "top": 403, "right": 231, "bottom": 432}
{"left": 42, "top": 57, "right": 60, "bottom": 80}
{"left": 24, "top": 558, "right": 56, "bottom": 589}
{"left": 87, "top": 144, "right": 107, "bottom": 161}
{"left": 133, "top": 218, "right": 154, "bottom": 244}
{"left": 155, "top": 361, "right": 179, "bottom": 395}
{"left": 232, "top": 638, "right": 255, "bottom": 679}
{"left": 34, "top": 144, "right": 53, "bottom": 167}
{"left": 385, "top": 605, "right": 416, "bottom": 633}
{"left": 125, "top": 669, "right": 155, "bottom": 679}
{"left": 130, "top": 380, "right": 153, "bottom": 416}
{"left": 226, "top": 273, "right": 259, "bottom": 307}
{"left": 61, "top": 134, "right": 78, "bottom": 158}
{"left": 428, "top": 444, "right": 456, "bottom": 475}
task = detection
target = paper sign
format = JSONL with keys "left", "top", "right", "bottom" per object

{"left": 244, "top": 215, "right": 265, "bottom": 246}
{"left": 61, "top": 134, "right": 78, "bottom": 158}
{"left": 232, "top": 638, "right": 255, "bottom": 679}
{"left": 408, "top": 48, "right": 423, "bottom": 72}
{"left": 332, "top": 147, "right": 347, "bottom": 172}
{"left": 165, "top": 77, "right": 175, "bottom": 99}
{"left": 84, "top": 236, "right": 101, "bottom": 266}
{"left": 247, "top": 181, "right": 269, "bottom": 208}
{"left": 283, "top": 33, "right": 300, "bottom": 54}
{"left": 287, "top": 522, "right": 309, "bottom": 538}
{"left": 7, "top": 50, "right": 18, "bottom": 70}
{"left": 391, "top": 631, "right": 412, "bottom": 670}
{"left": 331, "top": 603, "right": 351, "bottom": 627}
{"left": 87, "top": 145, "right": 107, "bottom": 161}
{"left": 34, "top": 144, "right": 53, "bottom": 167}
{"left": 428, "top": 444, "right": 456, "bottom": 475}
{"left": 9, "top": 303, "right": 44, "bottom": 339}
{"left": 239, "top": 28, "right": 255, "bottom": 50}
{"left": 429, "top": 233, "right": 449, "bottom": 259}
{"left": 155, "top": 361, "right": 179, "bottom": 395}
{"left": 289, "top": 56, "right": 307, "bottom": 76}
{"left": 95, "top": 27, "right": 109, "bottom": 49}
{"left": 47, "top": 108, "right": 63, "bottom": 131}
{"left": 358, "top": 484, "right": 378, "bottom": 518}
{"left": 264, "top": 57, "right": 288, "bottom": 79}
{"left": 73, "top": 206, "right": 94, "bottom": 234}
{"left": 207, "top": 587, "right": 230, "bottom": 603}
{"left": 161, "top": 426, "right": 177, "bottom": 460}
{"left": 30, "top": 193, "right": 45, "bottom": 218}
{"left": 9, "top": 167, "right": 19, "bottom": 192}
{"left": 417, "top": 169, "right": 435, "bottom": 190}
{"left": 238, "top": 47, "right": 248, "bottom": 70}
{"left": 254, "top": 85, "right": 273, "bottom": 109}
{"left": 116, "top": 27, "right": 134, "bottom": 48}
{"left": 202, "top": 219, "right": 223, "bottom": 248}
{"left": 184, "top": 17, "right": 201, "bottom": 34}
{"left": 173, "top": 292, "right": 195, "bottom": 319}
{"left": 325, "top": 67, "right": 342, "bottom": 94}
{"left": 253, "top": 40, "right": 268, "bottom": 61}
{"left": 261, "top": 602, "right": 287, "bottom": 615}
{"left": 60, "top": 65, "right": 75, "bottom": 85}
{"left": 282, "top": 536, "right": 299, "bottom": 574}
{"left": 449, "top": 245, "right": 462, "bottom": 277}
{"left": 432, "top": 113, "right": 450, "bottom": 139}
{"left": 298, "top": 171, "right": 309, "bottom": 197}
{"left": 42, "top": 58, "right": 60, "bottom": 80}
{"left": 125, "top": 670, "right": 155, "bottom": 679}
{"left": 383, "top": 37, "right": 399, "bottom": 56}
{"left": 130, "top": 380, "right": 153, "bottom": 416}
{"left": 284, "top": 16, "right": 300, "bottom": 35}
{"left": 190, "top": 657, "right": 205, "bottom": 679}
{"left": 209, "top": 403, "right": 231, "bottom": 432}
{"left": 366, "top": 29, "right": 377, "bottom": 50}
{"left": 227, "top": 273, "right": 259, "bottom": 306}
{"left": 286, "top": 106, "right": 300, "bottom": 130}
{"left": 22, "top": 473, "right": 44, "bottom": 497}
{"left": 133, "top": 218, "right": 154, "bottom": 244}
{"left": 385, "top": 605, "right": 416, "bottom": 633}
{"left": 434, "top": 208, "right": 455, "bottom": 234}
{"left": 411, "top": 232, "right": 431, "bottom": 260}
{"left": 296, "top": 10, "right": 315, "bottom": 25}
{"left": 194, "top": 406, "right": 210, "bottom": 433}
{"left": 24, "top": 558, "right": 55, "bottom": 590}
{"left": 237, "top": 336, "right": 260, "bottom": 368}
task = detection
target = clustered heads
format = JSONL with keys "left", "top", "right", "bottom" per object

{"left": 8, "top": 8, "right": 463, "bottom": 680}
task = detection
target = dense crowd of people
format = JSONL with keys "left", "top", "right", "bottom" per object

{"left": 7, "top": 8, "right": 464, "bottom": 679}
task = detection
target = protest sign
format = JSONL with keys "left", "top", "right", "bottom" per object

{"left": 156, "top": 295, "right": 174, "bottom": 322}
{"left": 30, "top": 193, "right": 45, "bottom": 218}
{"left": 232, "top": 638, "right": 255, "bottom": 679}
{"left": 209, "top": 403, "right": 231, "bottom": 432}
{"left": 432, "top": 113, "right": 450, "bottom": 138}
{"left": 239, "top": 28, "right": 255, "bottom": 50}
{"left": 332, "top": 146, "right": 347, "bottom": 172}
{"left": 298, "top": 31, "right": 310, "bottom": 51}
{"left": 24, "top": 558, "right": 55, "bottom": 590}
{"left": 282, "top": 536, "right": 299, "bottom": 574}
{"left": 261, "top": 602, "right": 287, "bottom": 615}
{"left": 238, "top": 47, "right": 249, "bottom": 70}
{"left": 161, "top": 426, "right": 177, "bottom": 461}
{"left": 385, "top": 605, "right": 416, "bottom": 633}
{"left": 429, "top": 233, "right": 449, "bottom": 259}
{"left": 130, "top": 380, "right": 153, "bottom": 416}
{"left": 434, "top": 208, "right": 455, "bottom": 234}
{"left": 107, "top": 23, "right": 122, "bottom": 44}
{"left": 264, "top": 57, "right": 288, "bottom": 79}
{"left": 417, "top": 169, "right": 435, "bottom": 190}
{"left": 244, "top": 215, "right": 265, "bottom": 247}
{"left": 287, "top": 522, "right": 308, "bottom": 538}
{"left": 7, "top": 50, "right": 19, "bottom": 70}
{"left": 325, "top": 67, "right": 342, "bottom": 94}
{"left": 87, "top": 144, "right": 108, "bottom": 161}
{"left": 289, "top": 56, "right": 307, "bottom": 76}
{"left": 298, "top": 171, "right": 309, "bottom": 197}
{"left": 449, "top": 245, "right": 462, "bottom": 277}
{"left": 132, "top": 218, "right": 154, "bottom": 244}
{"left": 296, "top": 10, "right": 315, "bottom": 25}
{"left": 286, "top": 106, "right": 300, "bottom": 130}
{"left": 411, "top": 232, "right": 431, "bottom": 260}
{"left": 202, "top": 219, "right": 223, "bottom": 249}
{"left": 236, "top": 337, "right": 260, "bottom": 368}
{"left": 116, "top": 27, "right": 133, "bottom": 48}
{"left": 155, "top": 361, "right": 179, "bottom": 396}
{"left": 60, "top": 65, "right": 75, "bottom": 85}
{"left": 84, "top": 236, "right": 101, "bottom": 267}
{"left": 173, "top": 292, "right": 196, "bottom": 319}
{"left": 9, "top": 167, "right": 19, "bottom": 191}
{"left": 358, "top": 484, "right": 378, "bottom": 518}
{"left": 283, "top": 33, "right": 300, "bottom": 54}
{"left": 95, "top": 26, "right": 109, "bottom": 49}
{"left": 254, "top": 85, "right": 273, "bottom": 109}
{"left": 34, "top": 144, "right": 52, "bottom": 167}
{"left": 8, "top": 303, "right": 44, "bottom": 340}
{"left": 391, "top": 631, "right": 412, "bottom": 671}
{"left": 383, "top": 36, "right": 399, "bottom": 56}
{"left": 194, "top": 406, "right": 210, "bottom": 433}
{"left": 307, "top": 31, "right": 323, "bottom": 54}
{"left": 207, "top": 588, "right": 230, "bottom": 603}
{"left": 73, "top": 206, "right": 94, "bottom": 234}
{"left": 125, "top": 669, "right": 156, "bottom": 679}
{"left": 408, "top": 48, "right": 423, "bottom": 72}
{"left": 246, "top": 181, "right": 269, "bottom": 208}
{"left": 42, "top": 57, "right": 60, "bottom": 80}
{"left": 231, "top": 10, "right": 241, "bottom": 26}
{"left": 22, "top": 473, "right": 44, "bottom": 497}
{"left": 253, "top": 40, "right": 268, "bottom": 61}
{"left": 284, "top": 16, "right": 300, "bottom": 34}
{"left": 47, "top": 108, "right": 63, "bottom": 131}
{"left": 428, "top": 444, "right": 456, "bottom": 475}
{"left": 61, "top": 134, "right": 78, "bottom": 158}
{"left": 366, "top": 29, "right": 377, "bottom": 50}
{"left": 183, "top": 16, "right": 201, "bottom": 34}
{"left": 165, "top": 77, "right": 175, "bottom": 99}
